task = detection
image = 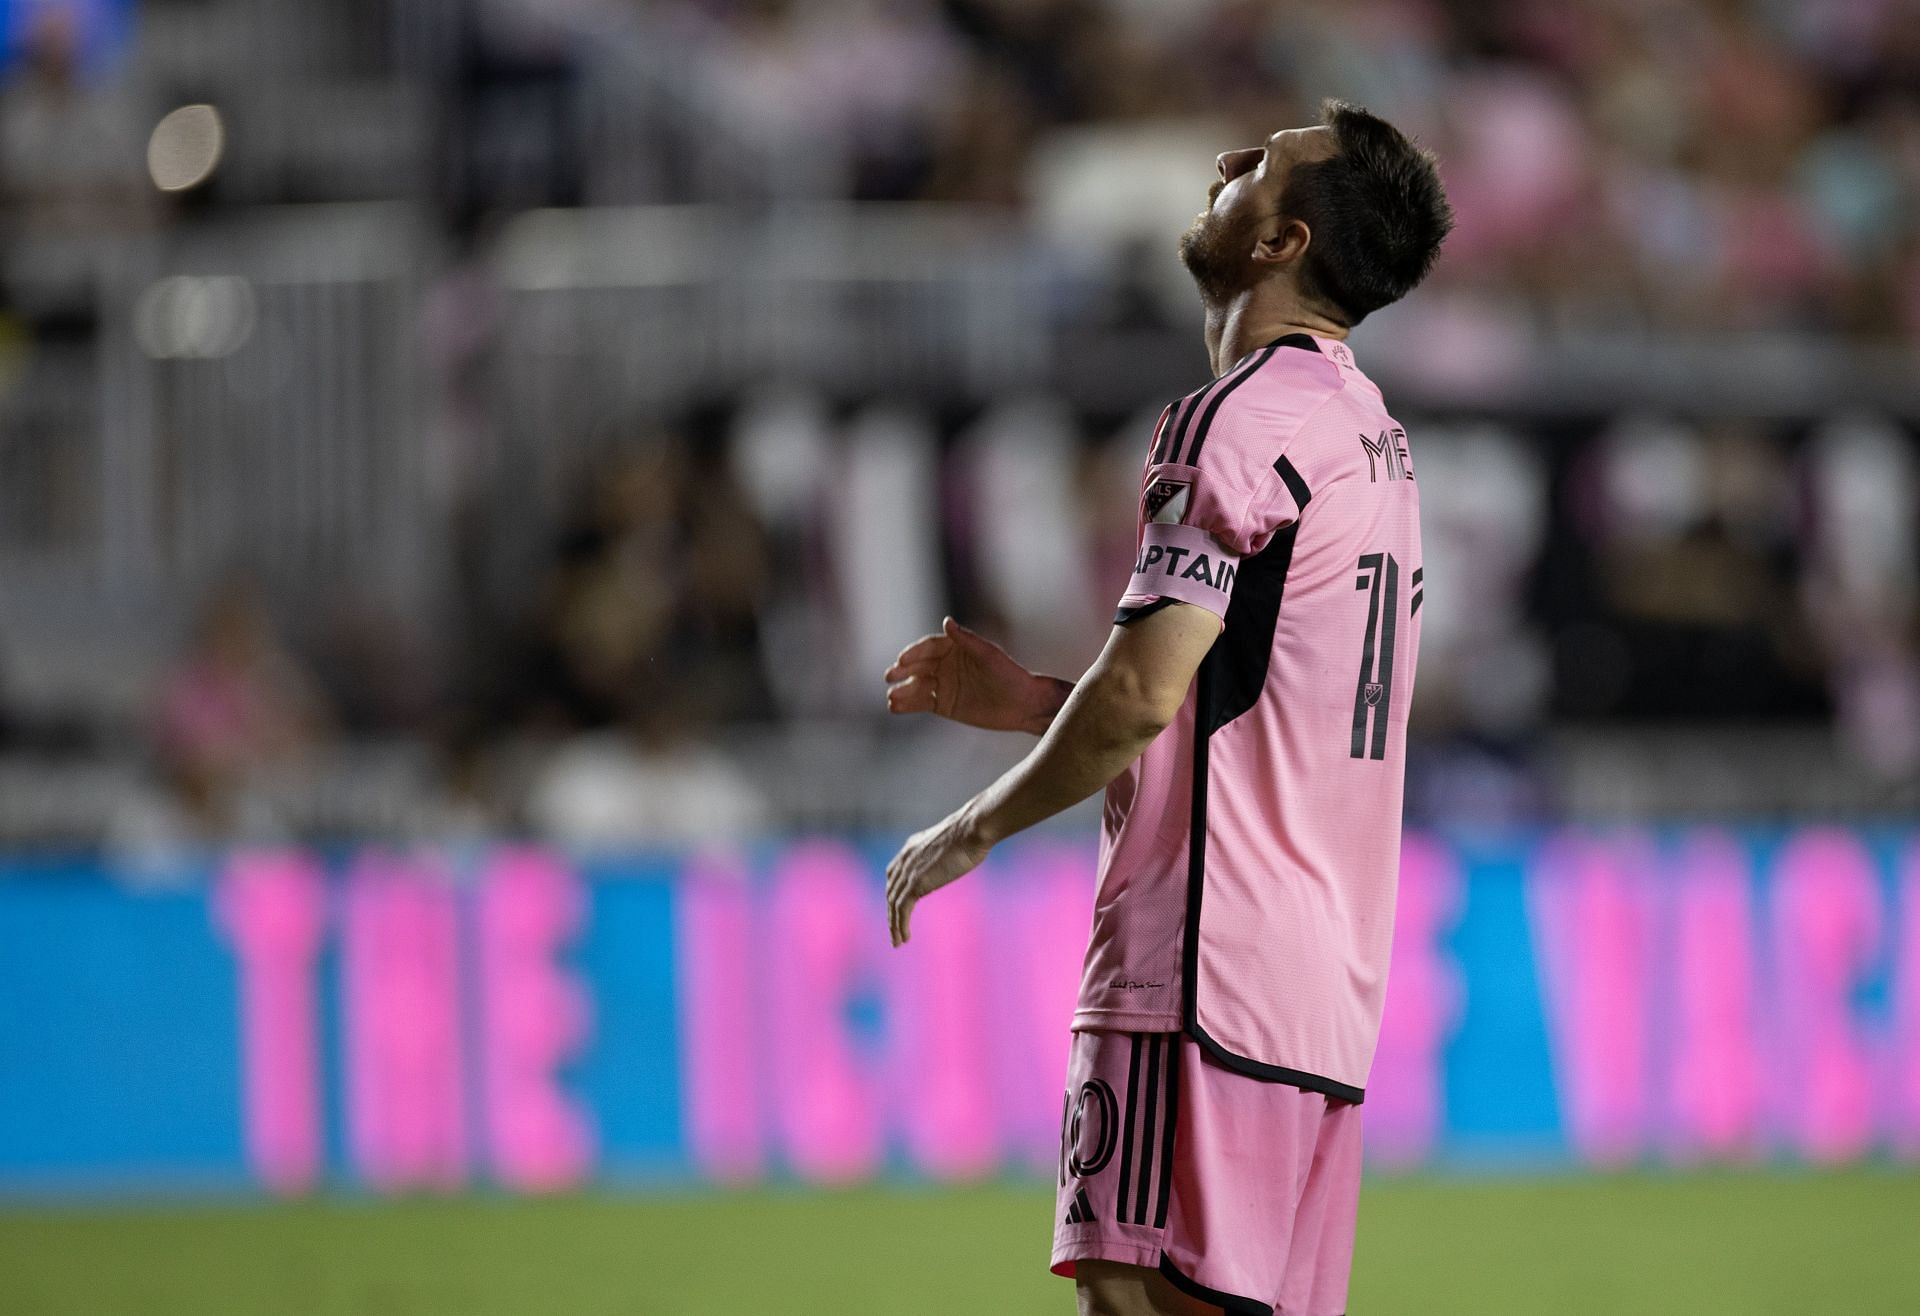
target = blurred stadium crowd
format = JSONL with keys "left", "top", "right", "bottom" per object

{"left": 0, "top": 0, "right": 1917, "bottom": 857}
{"left": 590, "top": 0, "right": 1920, "bottom": 338}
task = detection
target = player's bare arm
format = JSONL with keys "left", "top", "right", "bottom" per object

{"left": 883, "top": 616, "right": 1075, "bottom": 734}
{"left": 884, "top": 602, "right": 1219, "bottom": 946}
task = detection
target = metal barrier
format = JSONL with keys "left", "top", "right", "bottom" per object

{"left": 0, "top": 347, "right": 99, "bottom": 583}
{"left": 115, "top": 206, "right": 435, "bottom": 595}
{"left": 482, "top": 203, "right": 1045, "bottom": 580}
{"left": 0, "top": 206, "right": 437, "bottom": 726}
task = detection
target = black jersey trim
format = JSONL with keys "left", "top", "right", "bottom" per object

{"left": 1157, "top": 1255, "right": 1273, "bottom": 1316}
{"left": 1160, "top": 335, "right": 1316, "bottom": 469}
{"left": 1263, "top": 332, "right": 1323, "bottom": 355}
{"left": 1162, "top": 385, "right": 1210, "bottom": 467}
{"left": 1113, "top": 598, "right": 1178, "bottom": 626}
{"left": 1168, "top": 345, "right": 1266, "bottom": 466}
{"left": 1147, "top": 401, "right": 1178, "bottom": 465}
{"left": 1182, "top": 344, "right": 1279, "bottom": 468}
{"left": 1272, "top": 454, "right": 1312, "bottom": 511}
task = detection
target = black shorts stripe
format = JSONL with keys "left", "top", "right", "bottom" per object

{"left": 1133, "top": 1034, "right": 1163, "bottom": 1225}
{"left": 1153, "top": 1040, "right": 1181, "bottom": 1228}
{"left": 1114, "top": 1034, "right": 1142, "bottom": 1218}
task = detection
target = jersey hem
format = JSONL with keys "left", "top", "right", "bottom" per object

{"left": 1184, "top": 1019, "right": 1366, "bottom": 1103}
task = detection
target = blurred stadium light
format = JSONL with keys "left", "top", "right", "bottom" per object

{"left": 145, "top": 103, "right": 223, "bottom": 193}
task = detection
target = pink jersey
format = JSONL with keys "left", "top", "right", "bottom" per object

{"left": 1077, "top": 333, "right": 1423, "bottom": 1102}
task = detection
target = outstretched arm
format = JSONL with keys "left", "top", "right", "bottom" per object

{"left": 885, "top": 602, "right": 1220, "bottom": 945}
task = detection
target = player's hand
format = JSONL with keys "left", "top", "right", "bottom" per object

{"left": 884, "top": 618, "right": 1068, "bottom": 735}
{"left": 885, "top": 812, "right": 990, "bottom": 947}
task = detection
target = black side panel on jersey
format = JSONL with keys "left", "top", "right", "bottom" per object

{"left": 1180, "top": 467, "right": 1368, "bottom": 1104}
{"left": 1199, "top": 523, "right": 1299, "bottom": 733}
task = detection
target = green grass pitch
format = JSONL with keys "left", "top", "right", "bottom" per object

{"left": 3, "top": 1171, "right": 1917, "bottom": 1314}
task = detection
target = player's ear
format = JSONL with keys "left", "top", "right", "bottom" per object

{"left": 1252, "top": 217, "right": 1310, "bottom": 271}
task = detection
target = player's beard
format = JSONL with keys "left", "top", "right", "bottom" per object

{"left": 1178, "top": 183, "right": 1265, "bottom": 306}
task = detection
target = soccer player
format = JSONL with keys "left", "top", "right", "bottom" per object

{"left": 882, "top": 100, "right": 1451, "bottom": 1316}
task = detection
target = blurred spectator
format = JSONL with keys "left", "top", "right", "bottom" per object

{"left": 1803, "top": 413, "right": 1920, "bottom": 775}
{"left": 508, "top": 438, "right": 775, "bottom": 731}
{"left": 551, "top": 0, "right": 1920, "bottom": 336}
{"left": 1571, "top": 418, "right": 1825, "bottom": 721}
{"left": 151, "top": 580, "right": 332, "bottom": 835}
{"left": 0, "top": 6, "right": 152, "bottom": 335}
{"left": 306, "top": 590, "right": 441, "bottom": 736}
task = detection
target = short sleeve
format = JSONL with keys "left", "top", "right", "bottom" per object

{"left": 1114, "top": 441, "right": 1305, "bottom": 624}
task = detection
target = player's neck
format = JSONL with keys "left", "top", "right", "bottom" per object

{"left": 1202, "top": 290, "right": 1348, "bottom": 377}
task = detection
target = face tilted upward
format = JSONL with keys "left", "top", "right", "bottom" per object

{"left": 1178, "top": 125, "right": 1338, "bottom": 304}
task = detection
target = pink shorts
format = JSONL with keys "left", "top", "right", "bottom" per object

{"left": 1051, "top": 1029, "right": 1363, "bottom": 1316}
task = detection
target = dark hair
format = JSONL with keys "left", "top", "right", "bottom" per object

{"left": 1283, "top": 100, "right": 1453, "bottom": 326}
